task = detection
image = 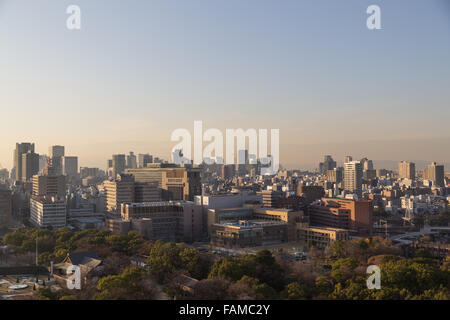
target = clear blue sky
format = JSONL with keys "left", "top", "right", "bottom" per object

{"left": 0, "top": 0, "right": 449, "bottom": 169}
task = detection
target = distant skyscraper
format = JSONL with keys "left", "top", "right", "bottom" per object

{"left": 360, "top": 158, "right": 374, "bottom": 171}
{"left": 327, "top": 167, "right": 343, "bottom": 183}
{"left": 138, "top": 154, "right": 153, "bottom": 168}
{"left": 39, "top": 155, "right": 49, "bottom": 173}
{"left": 344, "top": 156, "right": 353, "bottom": 164}
{"left": 21, "top": 151, "right": 40, "bottom": 182}
{"left": 398, "top": 161, "right": 415, "bottom": 180}
{"left": 112, "top": 154, "right": 126, "bottom": 177}
{"left": 344, "top": 161, "right": 363, "bottom": 197}
{"left": 127, "top": 152, "right": 137, "bottom": 169}
{"left": 49, "top": 145, "right": 65, "bottom": 158}
{"left": 13, "top": 142, "right": 35, "bottom": 182}
{"left": 319, "top": 155, "right": 337, "bottom": 174}
{"left": 237, "top": 149, "right": 249, "bottom": 176}
{"left": 423, "top": 162, "right": 445, "bottom": 187}
{"left": 62, "top": 156, "right": 78, "bottom": 179}
{"left": 49, "top": 145, "right": 65, "bottom": 175}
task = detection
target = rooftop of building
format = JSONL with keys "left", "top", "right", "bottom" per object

{"left": 300, "top": 226, "right": 349, "bottom": 232}
{"left": 214, "top": 219, "right": 287, "bottom": 229}
{"left": 122, "top": 200, "right": 196, "bottom": 208}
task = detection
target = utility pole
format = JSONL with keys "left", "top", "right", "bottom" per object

{"left": 35, "top": 231, "right": 39, "bottom": 283}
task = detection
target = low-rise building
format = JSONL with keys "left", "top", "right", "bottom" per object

{"left": 297, "top": 226, "right": 349, "bottom": 249}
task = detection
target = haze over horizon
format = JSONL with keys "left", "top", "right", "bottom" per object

{"left": 1, "top": 0, "right": 449, "bottom": 170}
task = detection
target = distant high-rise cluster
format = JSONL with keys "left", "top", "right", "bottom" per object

{"left": 398, "top": 161, "right": 415, "bottom": 180}
{"left": 423, "top": 162, "right": 445, "bottom": 187}
{"left": 13, "top": 143, "right": 39, "bottom": 182}
{"left": 319, "top": 155, "right": 337, "bottom": 174}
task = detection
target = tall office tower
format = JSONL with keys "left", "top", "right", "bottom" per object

{"left": 126, "top": 152, "right": 137, "bottom": 169}
{"left": 360, "top": 158, "right": 374, "bottom": 171}
{"left": 138, "top": 154, "right": 153, "bottom": 168}
{"left": 30, "top": 165, "right": 67, "bottom": 228}
{"left": 21, "top": 151, "right": 40, "bottom": 182}
{"left": 344, "top": 161, "right": 363, "bottom": 197}
{"left": 49, "top": 145, "right": 65, "bottom": 158}
{"left": 0, "top": 187, "right": 12, "bottom": 228}
{"left": 327, "top": 167, "right": 344, "bottom": 183}
{"left": 13, "top": 142, "right": 35, "bottom": 182}
{"left": 62, "top": 156, "right": 79, "bottom": 180}
{"left": 398, "top": 161, "right": 415, "bottom": 180}
{"left": 423, "top": 162, "right": 445, "bottom": 187}
{"left": 49, "top": 145, "right": 65, "bottom": 175}
{"left": 104, "top": 174, "right": 136, "bottom": 213}
{"left": 344, "top": 156, "right": 353, "bottom": 163}
{"left": 112, "top": 154, "right": 126, "bottom": 177}
{"left": 319, "top": 155, "right": 337, "bottom": 174}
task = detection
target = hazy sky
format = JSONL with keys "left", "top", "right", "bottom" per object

{"left": 1, "top": 0, "right": 449, "bottom": 170}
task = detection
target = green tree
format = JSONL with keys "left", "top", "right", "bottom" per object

{"left": 95, "top": 266, "right": 151, "bottom": 300}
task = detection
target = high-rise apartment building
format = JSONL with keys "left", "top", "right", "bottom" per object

{"left": 344, "top": 161, "right": 363, "bottom": 197}
{"left": 344, "top": 156, "right": 353, "bottom": 163}
{"left": 398, "top": 161, "right": 415, "bottom": 180}
{"left": 423, "top": 162, "right": 445, "bottom": 187}
{"left": 13, "top": 142, "right": 35, "bottom": 182}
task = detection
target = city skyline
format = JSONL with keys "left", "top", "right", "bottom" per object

{"left": 2, "top": 140, "right": 450, "bottom": 172}
{"left": 1, "top": 0, "right": 450, "bottom": 169}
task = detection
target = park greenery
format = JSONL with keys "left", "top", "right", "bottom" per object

{"left": 1, "top": 227, "right": 449, "bottom": 300}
